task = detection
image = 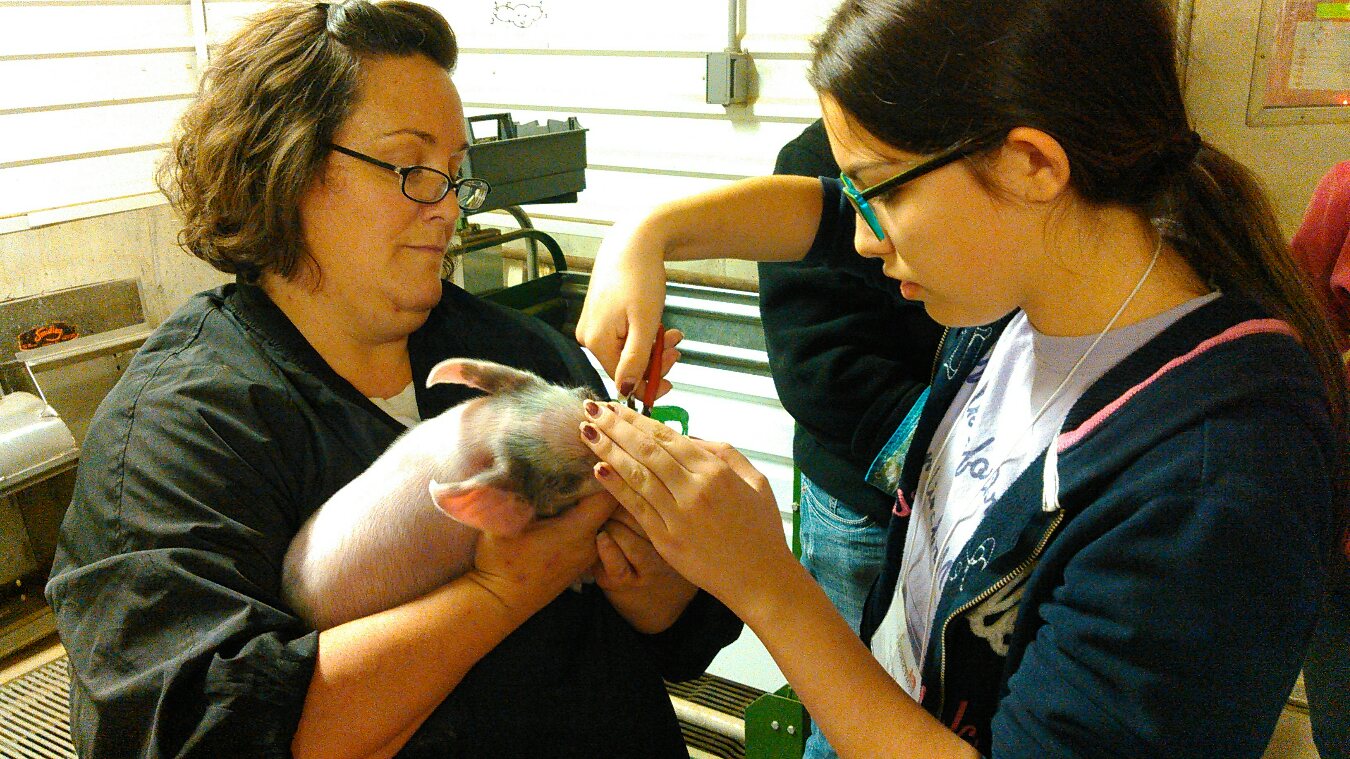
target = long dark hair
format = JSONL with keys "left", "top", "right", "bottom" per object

{"left": 159, "top": 0, "right": 457, "bottom": 281}
{"left": 809, "top": 0, "right": 1348, "bottom": 556}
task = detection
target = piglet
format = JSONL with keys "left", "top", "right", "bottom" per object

{"left": 282, "top": 358, "right": 603, "bottom": 630}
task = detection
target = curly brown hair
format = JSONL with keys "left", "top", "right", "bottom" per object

{"left": 158, "top": 0, "right": 457, "bottom": 281}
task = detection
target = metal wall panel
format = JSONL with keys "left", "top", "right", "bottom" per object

{"left": 0, "top": 53, "right": 198, "bottom": 111}
{"left": 0, "top": 3, "right": 194, "bottom": 57}
{"left": 0, "top": 150, "right": 163, "bottom": 218}
{"left": 1, "top": 100, "right": 186, "bottom": 165}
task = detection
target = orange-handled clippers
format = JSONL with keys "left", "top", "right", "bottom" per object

{"left": 639, "top": 323, "right": 664, "bottom": 416}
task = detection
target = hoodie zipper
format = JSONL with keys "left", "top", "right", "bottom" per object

{"left": 936, "top": 507, "right": 1067, "bottom": 718}
{"left": 929, "top": 327, "right": 951, "bottom": 383}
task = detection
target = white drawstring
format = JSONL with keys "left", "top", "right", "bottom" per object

{"left": 1040, "top": 236, "right": 1162, "bottom": 512}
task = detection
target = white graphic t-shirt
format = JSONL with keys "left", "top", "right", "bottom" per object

{"left": 370, "top": 381, "right": 421, "bottom": 429}
{"left": 871, "top": 294, "right": 1218, "bottom": 699}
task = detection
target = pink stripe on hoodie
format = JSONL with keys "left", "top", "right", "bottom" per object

{"left": 1056, "top": 319, "right": 1298, "bottom": 452}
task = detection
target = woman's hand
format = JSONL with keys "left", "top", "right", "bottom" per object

{"left": 576, "top": 214, "right": 680, "bottom": 401}
{"left": 592, "top": 508, "right": 699, "bottom": 633}
{"left": 467, "top": 491, "right": 617, "bottom": 623}
{"left": 578, "top": 401, "right": 797, "bottom": 616}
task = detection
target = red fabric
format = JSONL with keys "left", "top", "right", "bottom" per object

{"left": 1292, "top": 161, "right": 1350, "bottom": 345}
{"left": 1291, "top": 161, "right": 1350, "bottom": 558}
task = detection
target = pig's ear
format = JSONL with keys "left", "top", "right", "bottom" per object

{"left": 426, "top": 359, "right": 536, "bottom": 394}
{"left": 425, "top": 359, "right": 475, "bottom": 389}
{"left": 429, "top": 478, "right": 535, "bottom": 537}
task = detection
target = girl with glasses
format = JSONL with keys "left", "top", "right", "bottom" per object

{"left": 45, "top": 2, "right": 736, "bottom": 757}
{"left": 575, "top": 0, "right": 1346, "bottom": 756}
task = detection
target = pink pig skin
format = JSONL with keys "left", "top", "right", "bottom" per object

{"left": 281, "top": 359, "right": 600, "bottom": 630}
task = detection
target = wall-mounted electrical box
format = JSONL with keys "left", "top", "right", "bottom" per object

{"left": 706, "top": 51, "right": 752, "bottom": 106}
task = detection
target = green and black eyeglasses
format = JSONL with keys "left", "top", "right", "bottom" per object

{"left": 328, "top": 144, "right": 491, "bottom": 210}
{"left": 840, "top": 132, "right": 1003, "bottom": 241}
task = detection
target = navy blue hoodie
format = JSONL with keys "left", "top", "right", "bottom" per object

{"left": 806, "top": 179, "right": 1336, "bottom": 757}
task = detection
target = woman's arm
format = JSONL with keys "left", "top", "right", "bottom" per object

{"left": 291, "top": 493, "right": 616, "bottom": 759}
{"left": 742, "top": 556, "right": 979, "bottom": 759}
{"left": 577, "top": 175, "right": 824, "bottom": 397}
{"left": 578, "top": 402, "right": 979, "bottom": 759}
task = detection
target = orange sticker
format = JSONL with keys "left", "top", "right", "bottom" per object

{"left": 18, "top": 322, "right": 79, "bottom": 351}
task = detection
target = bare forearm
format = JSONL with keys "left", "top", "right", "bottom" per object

{"left": 642, "top": 175, "right": 824, "bottom": 263}
{"left": 367, "top": 707, "right": 437, "bottom": 759}
{"left": 292, "top": 573, "right": 531, "bottom": 759}
{"left": 738, "top": 559, "right": 981, "bottom": 759}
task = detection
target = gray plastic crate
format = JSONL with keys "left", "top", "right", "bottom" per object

{"left": 463, "top": 113, "right": 587, "bottom": 212}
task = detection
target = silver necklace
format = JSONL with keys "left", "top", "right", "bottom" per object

{"left": 910, "top": 235, "right": 1164, "bottom": 655}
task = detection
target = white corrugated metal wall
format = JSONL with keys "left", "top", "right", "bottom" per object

{"left": 0, "top": 0, "right": 198, "bottom": 228}
{"left": 0, "top": 0, "right": 836, "bottom": 230}
{"left": 1, "top": 0, "right": 830, "bottom": 689}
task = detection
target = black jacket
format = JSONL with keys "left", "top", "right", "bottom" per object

{"left": 757, "top": 120, "right": 942, "bottom": 522}
{"left": 46, "top": 281, "right": 741, "bottom": 758}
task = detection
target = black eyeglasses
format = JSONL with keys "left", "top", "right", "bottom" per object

{"left": 328, "top": 144, "right": 491, "bottom": 210}
{"left": 840, "top": 131, "right": 1004, "bottom": 241}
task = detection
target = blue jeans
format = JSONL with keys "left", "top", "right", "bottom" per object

{"left": 797, "top": 475, "right": 889, "bottom": 759}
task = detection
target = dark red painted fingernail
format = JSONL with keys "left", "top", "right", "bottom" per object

{"left": 584, "top": 399, "right": 601, "bottom": 418}
{"left": 581, "top": 423, "right": 599, "bottom": 442}
{"left": 618, "top": 380, "right": 635, "bottom": 397}
{"left": 595, "top": 462, "right": 612, "bottom": 479}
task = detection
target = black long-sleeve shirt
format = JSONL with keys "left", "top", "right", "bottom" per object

{"left": 757, "top": 120, "right": 943, "bottom": 522}
{"left": 46, "top": 281, "right": 741, "bottom": 758}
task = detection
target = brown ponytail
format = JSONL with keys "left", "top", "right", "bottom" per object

{"left": 1161, "top": 147, "right": 1347, "bottom": 427}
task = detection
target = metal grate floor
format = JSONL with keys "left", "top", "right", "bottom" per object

{"left": 667, "top": 673, "right": 764, "bottom": 719}
{"left": 0, "top": 656, "right": 75, "bottom": 759}
{"left": 0, "top": 658, "right": 761, "bottom": 758}
{"left": 680, "top": 720, "right": 746, "bottom": 759}
{"left": 667, "top": 673, "right": 764, "bottom": 759}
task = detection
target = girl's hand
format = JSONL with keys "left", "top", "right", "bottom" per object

{"left": 575, "top": 215, "right": 681, "bottom": 401}
{"left": 576, "top": 177, "right": 822, "bottom": 403}
{"left": 468, "top": 492, "right": 616, "bottom": 622}
{"left": 579, "top": 401, "right": 796, "bottom": 615}
{"left": 592, "top": 508, "right": 699, "bottom": 633}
